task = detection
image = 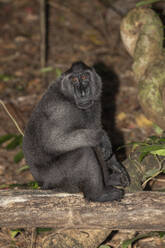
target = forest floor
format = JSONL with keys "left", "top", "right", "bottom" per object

{"left": 0, "top": 0, "right": 165, "bottom": 247}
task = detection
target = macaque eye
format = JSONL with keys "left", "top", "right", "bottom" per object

{"left": 81, "top": 74, "right": 88, "bottom": 81}
{"left": 81, "top": 75, "right": 86, "bottom": 80}
{"left": 72, "top": 77, "right": 79, "bottom": 83}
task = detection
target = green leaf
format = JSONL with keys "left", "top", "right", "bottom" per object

{"left": 158, "top": 138, "right": 165, "bottom": 143}
{"left": 36, "top": 227, "right": 52, "bottom": 234}
{"left": 122, "top": 232, "right": 155, "bottom": 248}
{"left": 6, "top": 135, "right": 22, "bottom": 150}
{"left": 150, "top": 149, "right": 165, "bottom": 156}
{"left": 158, "top": 189, "right": 165, "bottom": 192}
{"left": 40, "top": 66, "right": 54, "bottom": 73}
{"left": 28, "top": 181, "right": 39, "bottom": 189}
{"left": 55, "top": 68, "right": 62, "bottom": 77}
{"left": 6, "top": 182, "right": 39, "bottom": 189}
{"left": 143, "top": 168, "right": 160, "bottom": 180}
{"left": 0, "top": 134, "right": 15, "bottom": 145}
{"left": 136, "top": 0, "right": 162, "bottom": 7}
{"left": 139, "top": 151, "right": 149, "bottom": 162}
{"left": 148, "top": 136, "right": 159, "bottom": 143}
{"left": 131, "top": 141, "right": 147, "bottom": 147}
{"left": 0, "top": 183, "right": 21, "bottom": 189}
{"left": 139, "top": 144, "right": 165, "bottom": 153}
{"left": 132, "top": 142, "right": 140, "bottom": 151}
{"left": 117, "top": 141, "right": 146, "bottom": 151}
{"left": 153, "top": 124, "right": 164, "bottom": 135}
{"left": 0, "top": 184, "right": 10, "bottom": 189}
{"left": 17, "top": 165, "right": 29, "bottom": 173}
{"left": 149, "top": 136, "right": 165, "bottom": 144}
{"left": 122, "top": 239, "right": 134, "bottom": 248}
{"left": 158, "top": 231, "right": 165, "bottom": 238}
{"left": 9, "top": 183, "right": 24, "bottom": 189}
{"left": 10, "top": 229, "right": 21, "bottom": 238}
{"left": 14, "top": 150, "right": 24, "bottom": 163}
{"left": 0, "top": 74, "right": 14, "bottom": 82}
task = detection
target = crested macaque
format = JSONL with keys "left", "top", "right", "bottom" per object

{"left": 23, "top": 61, "right": 129, "bottom": 202}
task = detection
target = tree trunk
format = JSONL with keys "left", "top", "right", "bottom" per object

{"left": 120, "top": 7, "right": 165, "bottom": 129}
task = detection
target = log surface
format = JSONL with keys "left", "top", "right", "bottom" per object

{"left": 0, "top": 190, "right": 165, "bottom": 230}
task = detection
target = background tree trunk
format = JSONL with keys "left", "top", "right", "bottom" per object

{"left": 120, "top": 7, "right": 165, "bottom": 129}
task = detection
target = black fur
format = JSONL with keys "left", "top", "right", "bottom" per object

{"left": 23, "top": 61, "right": 129, "bottom": 202}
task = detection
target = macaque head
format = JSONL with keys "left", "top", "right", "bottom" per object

{"left": 60, "top": 61, "right": 102, "bottom": 109}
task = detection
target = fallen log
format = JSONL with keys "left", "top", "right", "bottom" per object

{"left": 0, "top": 190, "right": 165, "bottom": 231}
{"left": 0, "top": 148, "right": 164, "bottom": 248}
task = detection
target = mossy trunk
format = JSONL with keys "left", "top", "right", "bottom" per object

{"left": 120, "top": 7, "right": 165, "bottom": 129}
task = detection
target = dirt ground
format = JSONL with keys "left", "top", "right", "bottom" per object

{"left": 0, "top": 0, "right": 165, "bottom": 247}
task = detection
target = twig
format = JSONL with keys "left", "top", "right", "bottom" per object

{"left": 48, "top": 1, "right": 70, "bottom": 13}
{"left": 40, "top": 0, "right": 46, "bottom": 68}
{"left": 0, "top": 100, "right": 24, "bottom": 136}
{"left": 31, "top": 228, "right": 37, "bottom": 248}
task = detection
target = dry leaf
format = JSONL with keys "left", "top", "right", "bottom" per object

{"left": 117, "top": 112, "right": 127, "bottom": 121}
{"left": 135, "top": 113, "right": 153, "bottom": 128}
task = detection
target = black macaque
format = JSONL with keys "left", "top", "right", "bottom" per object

{"left": 23, "top": 61, "right": 129, "bottom": 202}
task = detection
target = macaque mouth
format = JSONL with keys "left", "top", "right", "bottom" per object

{"left": 77, "top": 99, "right": 94, "bottom": 109}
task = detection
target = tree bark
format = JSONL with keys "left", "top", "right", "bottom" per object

{"left": 0, "top": 190, "right": 165, "bottom": 231}
{"left": 120, "top": 7, "right": 165, "bottom": 129}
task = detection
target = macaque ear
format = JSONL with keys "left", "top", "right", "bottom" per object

{"left": 59, "top": 73, "right": 72, "bottom": 98}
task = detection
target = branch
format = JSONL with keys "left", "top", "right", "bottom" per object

{"left": 40, "top": 0, "right": 46, "bottom": 68}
